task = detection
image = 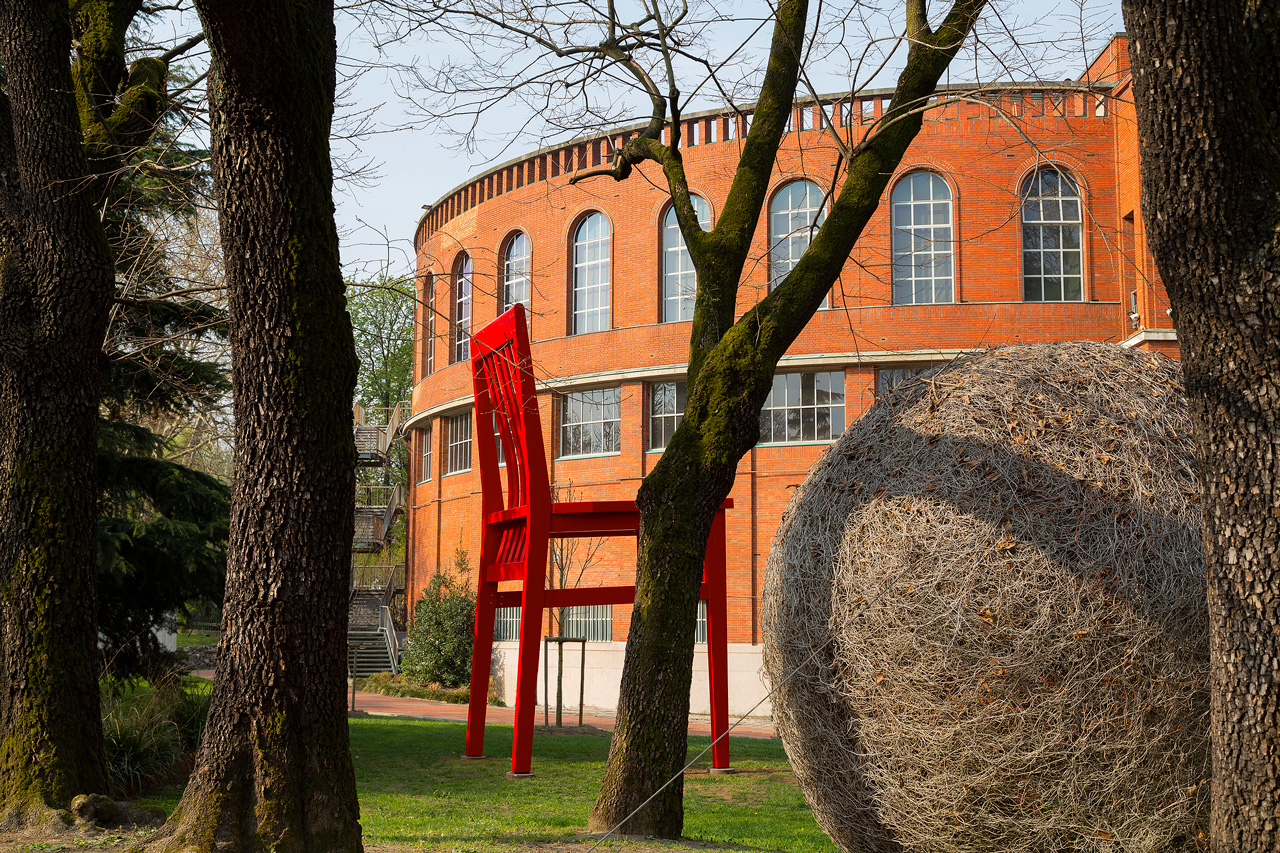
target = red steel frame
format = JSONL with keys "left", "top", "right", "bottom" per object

{"left": 464, "top": 304, "right": 732, "bottom": 777}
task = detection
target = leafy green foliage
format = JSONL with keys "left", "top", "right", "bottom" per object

{"left": 102, "top": 678, "right": 212, "bottom": 797}
{"left": 400, "top": 552, "right": 476, "bottom": 689}
{"left": 347, "top": 276, "right": 414, "bottom": 413}
{"left": 94, "top": 55, "right": 231, "bottom": 681}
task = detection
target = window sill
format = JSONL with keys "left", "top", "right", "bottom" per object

{"left": 556, "top": 450, "right": 622, "bottom": 461}
{"left": 443, "top": 468, "right": 472, "bottom": 477}
{"left": 757, "top": 440, "right": 838, "bottom": 448}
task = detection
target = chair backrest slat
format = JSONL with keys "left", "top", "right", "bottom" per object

{"left": 470, "top": 304, "right": 550, "bottom": 527}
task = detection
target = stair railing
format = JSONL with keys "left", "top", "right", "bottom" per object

{"left": 379, "top": 605, "right": 400, "bottom": 676}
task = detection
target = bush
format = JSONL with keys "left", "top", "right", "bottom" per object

{"left": 401, "top": 555, "right": 476, "bottom": 689}
{"left": 102, "top": 676, "right": 212, "bottom": 797}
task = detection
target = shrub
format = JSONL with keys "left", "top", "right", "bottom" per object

{"left": 102, "top": 676, "right": 212, "bottom": 797}
{"left": 401, "top": 553, "right": 476, "bottom": 689}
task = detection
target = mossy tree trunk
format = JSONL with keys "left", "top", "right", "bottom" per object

{"left": 587, "top": 0, "right": 987, "bottom": 837}
{"left": 1121, "top": 3, "right": 1280, "bottom": 851}
{"left": 139, "top": 0, "right": 363, "bottom": 850}
{"left": 0, "top": 0, "right": 131, "bottom": 823}
{"left": 1, "top": 0, "right": 199, "bottom": 824}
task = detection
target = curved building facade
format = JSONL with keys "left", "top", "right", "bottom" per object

{"left": 404, "top": 35, "right": 1175, "bottom": 715}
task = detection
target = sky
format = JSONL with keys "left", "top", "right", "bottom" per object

{"left": 150, "top": 0, "right": 1124, "bottom": 281}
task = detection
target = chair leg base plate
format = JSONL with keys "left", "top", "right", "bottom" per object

{"left": 709, "top": 766, "right": 737, "bottom": 776}
{"left": 461, "top": 754, "right": 485, "bottom": 760}
{"left": 506, "top": 771, "right": 536, "bottom": 780}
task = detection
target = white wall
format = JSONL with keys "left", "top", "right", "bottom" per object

{"left": 490, "top": 641, "right": 772, "bottom": 719}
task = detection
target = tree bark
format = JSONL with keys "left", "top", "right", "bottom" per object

{"left": 0, "top": 0, "right": 115, "bottom": 823}
{"left": 140, "top": 0, "right": 363, "bottom": 850}
{"left": 1121, "top": 3, "right": 1280, "bottom": 851}
{"left": 589, "top": 0, "right": 986, "bottom": 836}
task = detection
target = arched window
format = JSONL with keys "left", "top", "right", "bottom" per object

{"left": 423, "top": 270, "right": 435, "bottom": 376}
{"left": 452, "top": 252, "right": 472, "bottom": 363}
{"left": 502, "top": 231, "right": 531, "bottom": 312}
{"left": 662, "top": 196, "right": 712, "bottom": 322}
{"left": 891, "top": 172, "right": 954, "bottom": 305}
{"left": 572, "top": 212, "right": 610, "bottom": 334}
{"left": 769, "top": 180, "right": 827, "bottom": 305}
{"left": 1021, "top": 167, "right": 1083, "bottom": 301}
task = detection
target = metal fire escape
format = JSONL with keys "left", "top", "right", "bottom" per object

{"left": 348, "top": 402, "right": 407, "bottom": 677}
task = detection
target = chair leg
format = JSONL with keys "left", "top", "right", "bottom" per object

{"left": 509, "top": 568, "right": 546, "bottom": 777}
{"left": 705, "top": 509, "right": 732, "bottom": 772}
{"left": 465, "top": 578, "right": 499, "bottom": 758}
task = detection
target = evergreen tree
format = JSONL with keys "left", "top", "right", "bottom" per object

{"left": 95, "top": 49, "right": 231, "bottom": 682}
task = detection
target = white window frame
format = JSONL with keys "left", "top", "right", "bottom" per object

{"left": 572, "top": 212, "right": 611, "bottom": 334}
{"left": 452, "top": 253, "right": 472, "bottom": 363}
{"left": 563, "top": 605, "right": 613, "bottom": 642}
{"left": 758, "top": 371, "right": 846, "bottom": 444}
{"left": 446, "top": 412, "right": 472, "bottom": 475}
{"left": 418, "top": 424, "right": 432, "bottom": 483}
{"left": 662, "top": 197, "right": 711, "bottom": 322}
{"left": 1021, "top": 167, "right": 1084, "bottom": 302}
{"left": 877, "top": 366, "right": 934, "bottom": 396}
{"left": 503, "top": 231, "right": 531, "bottom": 312}
{"left": 559, "top": 387, "right": 621, "bottom": 458}
{"left": 891, "top": 172, "right": 955, "bottom": 305}
{"left": 649, "top": 381, "right": 686, "bottom": 451}
{"left": 495, "top": 605, "right": 520, "bottom": 641}
{"left": 769, "top": 181, "right": 828, "bottom": 307}
{"left": 424, "top": 271, "right": 435, "bottom": 376}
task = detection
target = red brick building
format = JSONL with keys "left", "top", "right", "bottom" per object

{"left": 403, "top": 35, "right": 1175, "bottom": 715}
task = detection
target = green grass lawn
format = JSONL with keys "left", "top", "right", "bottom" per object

{"left": 174, "top": 632, "right": 219, "bottom": 648}
{"left": 350, "top": 717, "right": 834, "bottom": 852}
{"left": 136, "top": 716, "right": 833, "bottom": 853}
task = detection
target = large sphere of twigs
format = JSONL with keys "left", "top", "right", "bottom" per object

{"left": 762, "top": 341, "right": 1209, "bottom": 853}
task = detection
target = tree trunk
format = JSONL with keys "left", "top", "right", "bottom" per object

{"left": 1121, "top": 3, "right": 1280, "bottom": 851}
{"left": 0, "top": 0, "right": 114, "bottom": 823}
{"left": 588, "top": 0, "right": 987, "bottom": 836}
{"left": 141, "top": 0, "right": 363, "bottom": 849}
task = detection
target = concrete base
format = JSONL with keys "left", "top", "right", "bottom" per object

{"left": 490, "top": 641, "right": 772, "bottom": 719}
{"left": 709, "top": 766, "right": 737, "bottom": 776}
{"left": 506, "top": 771, "right": 536, "bottom": 780}
{"left": 461, "top": 754, "right": 485, "bottom": 760}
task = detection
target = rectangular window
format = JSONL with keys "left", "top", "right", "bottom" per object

{"left": 862, "top": 100, "right": 875, "bottom": 123}
{"left": 649, "top": 381, "right": 686, "bottom": 451}
{"left": 726, "top": 115, "right": 738, "bottom": 140}
{"left": 493, "top": 413, "right": 506, "bottom": 467}
{"left": 708, "top": 119, "right": 718, "bottom": 144}
{"left": 418, "top": 424, "right": 432, "bottom": 483}
{"left": 798, "top": 107, "right": 812, "bottom": 131}
{"left": 695, "top": 600, "right": 708, "bottom": 644}
{"left": 785, "top": 109, "right": 794, "bottom": 133}
{"left": 494, "top": 606, "right": 520, "bottom": 641}
{"left": 1095, "top": 94, "right": 1107, "bottom": 117}
{"left": 877, "top": 366, "right": 933, "bottom": 396}
{"left": 563, "top": 605, "right": 613, "bottom": 642}
{"left": 559, "top": 387, "right": 621, "bottom": 457}
{"left": 758, "top": 371, "right": 845, "bottom": 444}
{"left": 446, "top": 412, "right": 472, "bottom": 474}
{"left": 688, "top": 121, "right": 699, "bottom": 146}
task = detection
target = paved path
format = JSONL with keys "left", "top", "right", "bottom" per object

{"left": 191, "top": 670, "right": 775, "bottom": 739}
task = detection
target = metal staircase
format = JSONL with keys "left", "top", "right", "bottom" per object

{"left": 347, "top": 575, "right": 401, "bottom": 676}
{"left": 348, "top": 402, "right": 408, "bottom": 677}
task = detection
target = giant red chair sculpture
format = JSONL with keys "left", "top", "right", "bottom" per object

{"left": 465, "top": 303, "right": 732, "bottom": 777}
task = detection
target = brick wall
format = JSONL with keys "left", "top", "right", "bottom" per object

{"left": 402, "top": 35, "right": 1178, "bottom": 644}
